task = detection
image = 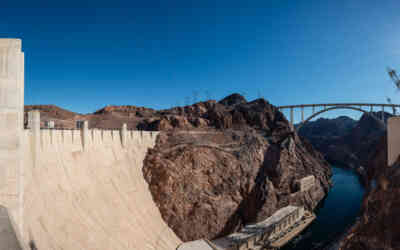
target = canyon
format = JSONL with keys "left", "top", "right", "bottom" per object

{"left": 26, "top": 94, "right": 333, "bottom": 245}
{"left": 24, "top": 97, "right": 400, "bottom": 250}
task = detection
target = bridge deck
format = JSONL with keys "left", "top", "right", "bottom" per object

{"left": 278, "top": 103, "right": 400, "bottom": 109}
{"left": 277, "top": 102, "right": 400, "bottom": 109}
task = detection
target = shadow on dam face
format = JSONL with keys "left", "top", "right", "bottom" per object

{"left": 19, "top": 126, "right": 182, "bottom": 250}
{"left": 0, "top": 205, "right": 22, "bottom": 250}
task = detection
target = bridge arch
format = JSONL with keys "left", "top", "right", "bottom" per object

{"left": 296, "top": 106, "right": 384, "bottom": 131}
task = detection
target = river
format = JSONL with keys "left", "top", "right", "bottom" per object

{"left": 282, "top": 166, "right": 365, "bottom": 250}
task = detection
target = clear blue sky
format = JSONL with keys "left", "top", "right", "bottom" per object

{"left": 1, "top": 0, "right": 400, "bottom": 121}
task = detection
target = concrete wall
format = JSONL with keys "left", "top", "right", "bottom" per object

{"left": 0, "top": 206, "right": 22, "bottom": 250}
{"left": 388, "top": 117, "right": 400, "bottom": 166}
{"left": 297, "top": 175, "right": 315, "bottom": 192}
{"left": 0, "top": 39, "right": 181, "bottom": 250}
{"left": 19, "top": 121, "right": 181, "bottom": 249}
{"left": 0, "top": 39, "right": 24, "bottom": 236}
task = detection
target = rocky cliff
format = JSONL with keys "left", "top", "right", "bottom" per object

{"left": 339, "top": 135, "right": 400, "bottom": 250}
{"left": 142, "top": 94, "right": 332, "bottom": 241}
{"left": 299, "top": 111, "right": 400, "bottom": 249}
{"left": 298, "top": 112, "right": 391, "bottom": 170}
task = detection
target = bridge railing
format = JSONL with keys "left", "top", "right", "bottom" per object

{"left": 277, "top": 103, "right": 397, "bottom": 127}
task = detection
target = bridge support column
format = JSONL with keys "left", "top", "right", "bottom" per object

{"left": 370, "top": 105, "right": 373, "bottom": 112}
{"left": 382, "top": 106, "right": 385, "bottom": 122}
{"left": 312, "top": 105, "right": 315, "bottom": 114}
{"left": 301, "top": 106, "right": 304, "bottom": 123}
{"left": 394, "top": 107, "right": 397, "bottom": 116}
{"left": 290, "top": 108, "right": 294, "bottom": 126}
{"left": 0, "top": 39, "right": 24, "bottom": 236}
{"left": 121, "top": 123, "right": 127, "bottom": 148}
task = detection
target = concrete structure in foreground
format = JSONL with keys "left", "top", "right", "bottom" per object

{"left": 0, "top": 39, "right": 24, "bottom": 239}
{"left": 179, "top": 206, "right": 311, "bottom": 250}
{"left": 212, "top": 206, "right": 305, "bottom": 250}
{"left": 296, "top": 175, "right": 315, "bottom": 192}
{"left": 0, "top": 39, "right": 181, "bottom": 249}
{"left": 388, "top": 117, "right": 400, "bottom": 166}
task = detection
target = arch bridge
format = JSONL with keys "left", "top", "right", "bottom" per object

{"left": 277, "top": 103, "right": 400, "bottom": 130}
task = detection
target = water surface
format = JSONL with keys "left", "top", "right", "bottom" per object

{"left": 282, "top": 166, "right": 365, "bottom": 250}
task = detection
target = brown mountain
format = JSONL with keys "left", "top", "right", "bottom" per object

{"left": 298, "top": 112, "right": 391, "bottom": 171}
{"left": 142, "top": 95, "right": 332, "bottom": 241}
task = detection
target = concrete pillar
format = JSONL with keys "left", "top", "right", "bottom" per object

{"left": 0, "top": 39, "right": 24, "bottom": 236}
{"left": 27, "top": 112, "right": 33, "bottom": 129}
{"left": 301, "top": 106, "right": 304, "bottom": 122}
{"left": 394, "top": 106, "right": 397, "bottom": 116}
{"left": 370, "top": 105, "right": 373, "bottom": 112}
{"left": 290, "top": 107, "right": 294, "bottom": 125}
{"left": 312, "top": 105, "right": 315, "bottom": 114}
{"left": 81, "top": 121, "right": 89, "bottom": 151}
{"left": 29, "top": 110, "right": 40, "bottom": 158}
{"left": 121, "top": 123, "right": 127, "bottom": 148}
{"left": 388, "top": 117, "right": 400, "bottom": 166}
{"left": 382, "top": 106, "right": 385, "bottom": 122}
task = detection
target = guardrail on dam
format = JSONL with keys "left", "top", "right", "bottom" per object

{"left": 0, "top": 39, "right": 181, "bottom": 250}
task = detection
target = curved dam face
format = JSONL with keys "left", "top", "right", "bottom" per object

{"left": 0, "top": 39, "right": 181, "bottom": 250}
{"left": 19, "top": 125, "right": 181, "bottom": 250}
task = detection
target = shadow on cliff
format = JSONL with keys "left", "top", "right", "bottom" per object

{"left": 215, "top": 143, "right": 282, "bottom": 238}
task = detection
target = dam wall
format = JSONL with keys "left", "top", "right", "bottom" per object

{"left": 19, "top": 112, "right": 181, "bottom": 250}
{"left": 0, "top": 39, "right": 181, "bottom": 250}
{"left": 0, "top": 39, "right": 24, "bottom": 239}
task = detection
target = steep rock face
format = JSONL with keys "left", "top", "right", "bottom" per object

{"left": 339, "top": 138, "right": 400, "bottom": 250}
{"left": 142, "top": 96, "right": 331, "bottom": 242}
{"left": 298, "top": 112, "right": 391, "bottom": 170}
{"left": 23, "top": 95, "right": 333, "bottom": 243}
{"left": 298, "top": 116, "right": 357, "bottom": 138}
{"left": 139, "top": 97, "right": 289, "bottom": 132}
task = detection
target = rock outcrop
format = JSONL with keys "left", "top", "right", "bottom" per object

{"left": 93, "top": 105, "right": 156, "bottom": 117}
{"left": 142, "top": 95, "right": 332, "bottom": 241}
{"left": 339, "top": 136, "right": 400, "bottom": 250}
{"left": 298, "top": 112, "right": 391, "bottom": 170}
{"left": 299, "top": 112, "right": 400, "bottom": 249}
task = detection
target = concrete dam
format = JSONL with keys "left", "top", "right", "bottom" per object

{"left": 0, "top": 39, "right": 181, "bottom": 249}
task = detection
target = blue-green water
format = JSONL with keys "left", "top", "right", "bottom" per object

{"left": 283, "top": 167, "right": 365, "bottom": 250}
